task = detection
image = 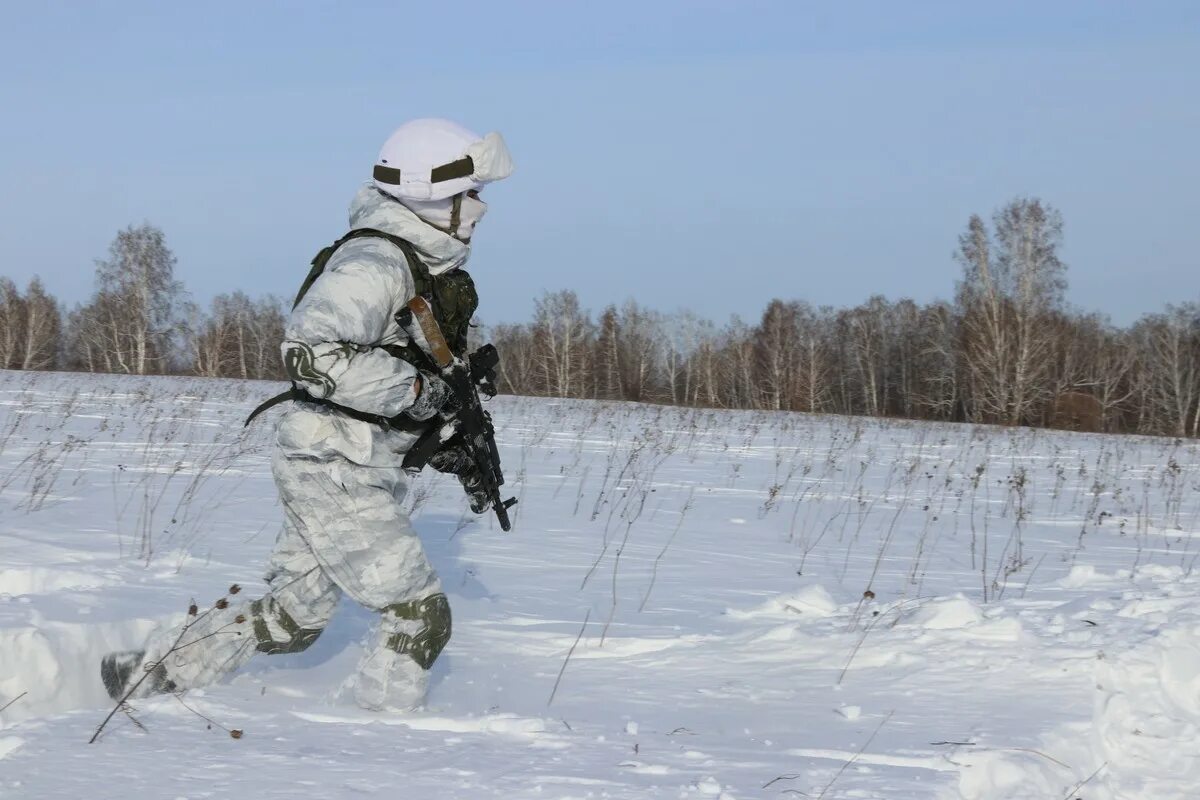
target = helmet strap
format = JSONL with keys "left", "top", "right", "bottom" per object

{"left": 449, "top": 193, "right": 463, "bottom": 237}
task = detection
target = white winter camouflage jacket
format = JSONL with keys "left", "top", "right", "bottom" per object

{"left": 276, "top": 184, "right": 473, "bottom": 466}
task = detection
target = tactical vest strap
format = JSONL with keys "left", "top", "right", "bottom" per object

{"left": 292, "top": 228, "right": 430, "bottom": 311}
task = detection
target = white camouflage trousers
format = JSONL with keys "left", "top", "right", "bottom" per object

{"left": 140, "top": 449, "right": 447, "bottom": 710}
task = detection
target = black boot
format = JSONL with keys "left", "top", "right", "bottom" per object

{"left": 100, "top": 650, "right": 176, "bottom": 701}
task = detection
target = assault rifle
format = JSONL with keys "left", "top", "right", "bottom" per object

{"left": 398, "top": 297, "right": 517, "bottom": 532}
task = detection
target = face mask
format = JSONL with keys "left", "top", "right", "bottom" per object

{"left": 401, "top": 192, "right": 487, "bottom": 242}
{"left": 454, "top": 193, "right": 488, "bottom": 242}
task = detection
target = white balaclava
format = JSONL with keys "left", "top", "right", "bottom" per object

{"left": 400, "top": 193, "right": 488, "bottom": 243}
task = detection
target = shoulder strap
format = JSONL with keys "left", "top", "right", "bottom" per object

{"left": 292, "top": 228, "right": 430, "bottom": 310}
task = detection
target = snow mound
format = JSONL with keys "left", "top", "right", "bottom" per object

{"left": 1059, "top": 564, "right": 1104, "bottom": 588}
{"left": 0, "top": 617, "right": 159, "bottom": 723}
{"left": 954, "top": 575, "right": 1200, "bottom": 800}
{"left": 726, "top": 585, "right": 840, "bottom": 620}
{"left": 1093, "top": 616, "right": 1200, "bottom": 798}
{"left": 910, "top": 595, "right": 983, "bottom": 630}
{"left": 952, "top": 740, "right": 1084, "bottom": 800}
{"left": 903, "top": 595, "right": 1025, "bottom": 643}
{"left": 1060, "top": 563, "right": 1186, "bottom": 591}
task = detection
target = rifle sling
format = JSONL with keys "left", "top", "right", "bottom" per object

{"left": 244, "top": 389, "right": 296, "bottom": 427}
{"left": 243, "top": 384, "right": 429, "bottom": 436}
{"left": 382, "top": 342, "right": 438, "bottom": 374}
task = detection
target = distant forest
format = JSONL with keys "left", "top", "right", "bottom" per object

{"left": 2, "top": 197, "right": 1197, "bottom": 438}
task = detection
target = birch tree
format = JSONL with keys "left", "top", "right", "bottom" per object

{"left": 0, "top": 278, "right": 20, "bottom": 368}
{"left": 956, "top": 213, "right": 1010, "bottom": 422}
{"left": 993, "top": 198, "right": 1065, "bottom": 424}
{"left": 188, "top": 292, "right": 286, "bottom": 379}
{"left": 488, "top": 322, "right": 537, "bottom": 395}
{"left": 754, "top": 300, "right": 800, "bottom": 411}
{"left": 18, "top": 278, "right": 61, "bottom": 370}
{"left": 914, "top": 301, "right": 960, "bottom": 420}
{"left": 531, "top": 290, "right": 593, "bottom": 398}
{"left": 956, "top": 199, "right": 1066, "bottom": 424}
{"left": 1137, "top": 304, "right": 1200, "bottom": 436}
{"left": 79, "top": 224, "right": 183, "bottom": 374}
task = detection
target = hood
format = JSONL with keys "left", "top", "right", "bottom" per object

{"left": 348, "top": 183, "right": 470, "bottom": 275}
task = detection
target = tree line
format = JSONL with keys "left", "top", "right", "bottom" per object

{"left": 1, "top": 224, "right": 287, "bottom": 382}
{"left": 490, "top": 198, "right": 1199, "bottom": 437}
{"left": 2, "top": 198, "right": 1198, "bottom": 437}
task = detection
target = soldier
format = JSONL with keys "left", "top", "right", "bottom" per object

{"left": 102, "top": 119, "right": 514, "bottom": 711}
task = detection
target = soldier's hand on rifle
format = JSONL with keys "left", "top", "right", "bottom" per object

{"left": 459, "top": 467, "right": 492, "bottom": 514}
{"left": 428, "top": 443, "right": 472, "bottom": 475}
{"left": 403, "top": 371, "right": 460, "bottom": 421}
{"left": 427, "top": 443, "right": 492, "bottom": 514}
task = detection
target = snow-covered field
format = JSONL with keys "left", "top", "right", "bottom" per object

{"left": 1, "top": 370, "right": 1198, "bottom": 799}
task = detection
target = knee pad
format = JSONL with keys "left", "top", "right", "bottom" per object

{"left": 382, "top": 593, "right": 452, "bottom": 670}
{"left": 250, "top": 598, "right": 324, "bottom": 655}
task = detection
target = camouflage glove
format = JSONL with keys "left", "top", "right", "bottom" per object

{"left": 404, "top": 371, "right": 458, "bottom": 422}
{"left": 427, "top": 444, "right": 491, "bottom": 514}
{"left": 459, "top": 466, "right": 492, "bottom": 514}
{"left": 427, "top": 444, "right": 472, "bottom": 475}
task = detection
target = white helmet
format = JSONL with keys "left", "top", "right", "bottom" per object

{"left": 372, "top": 118, "right": 515, "bottom": 202}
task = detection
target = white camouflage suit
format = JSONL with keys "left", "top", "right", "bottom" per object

{"left": 139, "top": 184, "right": 477, "bottom": 710}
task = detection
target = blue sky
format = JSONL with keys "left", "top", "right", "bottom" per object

{"left": 1, "top": 1, "right": 1197, "bottom": 325}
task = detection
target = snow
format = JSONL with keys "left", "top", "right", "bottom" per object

{"left": 956, "top": 566, "right": 1200, "bottom": 799}
{"left": 725, "top": 584, "right": 840, "bottom": 620}
{"left": 1, "top": 369, "right": 1199, "bottom": 798}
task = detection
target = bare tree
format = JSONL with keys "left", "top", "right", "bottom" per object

{"left": 79, "top": 224, "right": 183, "bottom": 375}
{"left": 659, "top": 310, "right": 713, "bottom": 407}
{"left": 956, "top": 199, "right": 1066, "bottom": 425}
{"left": 67, "top": 294, "right": 123, "bottom": 374}
{"left": 914, "top": 301, "right": 960, "bottom": 420}
{"left": 724, "top": 317, "right": 757, "bottom": 409}
{"left": 490, "top": 322, "right": 537, "bottom": 395}
{"left": 794, "top": 304, "right": 835, "bottom": 413}
{"left": 531, "top": 290, "right": 594, "bottom": 398}
{"left": 0, "top": 278, "right": 20, "bottom": 368}
{"left": 755, "top": 300, "right": 800, "bottom": 411}
{"left": 994, "top": 199, "right": 1065, "bottom": 424}
{"left": 887, "top": 299, "right": 923, "bottom": 418}
{"left": 840, "top": 297, "right": 891, "bottom": 417}
{"left": 189, "top": 298, "right": 229, "bottom": 378}
{"left": 615, "top": 301, "right": 660, "bottom": 402}
{"left": 1136, "top": 303, "right": 1200, "bottom": 436}
{"left": 186, "top": 292, "right": 286, "bottom": 379}
{"left": 956, "top": 213, "right": 1010, "bottom": 422}
{"left": 594, "top": 306, "right": 623, "bottom": 400}
{"left": 1090, "top": 327, "right": 1138, "bottom": 432}
{"left": 17, "top": 278, "right": 61, "bottom": 370}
